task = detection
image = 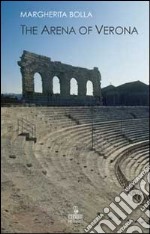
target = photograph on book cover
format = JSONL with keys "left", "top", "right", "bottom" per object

{"left": 1, "top": 1, "right": 149, "bottom": 233}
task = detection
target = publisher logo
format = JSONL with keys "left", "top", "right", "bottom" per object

{"left": 68, "top": 206, "right": 83, "bottom": 224}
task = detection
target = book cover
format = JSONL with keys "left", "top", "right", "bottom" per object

{"left": 1, "top": 1, "right": 149, "bottom": 233}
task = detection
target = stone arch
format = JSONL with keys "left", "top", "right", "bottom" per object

{"left": 70, "top": 78, "right": 78, "bottom": 95}
{"left": 18, "top": 51, "right": 102, "bottom": 105}
{"left": 34, "top": 72, "right": 43, "bottom": 93}
{"left": 86, "top": 80, "right": 93, "bottom": 96}
{"left": 53, "top": 76, "right": 60, "bottom": 94}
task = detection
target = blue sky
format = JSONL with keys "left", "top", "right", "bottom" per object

{"left": 1, "top": 1, "right": 149, "bottom": 93}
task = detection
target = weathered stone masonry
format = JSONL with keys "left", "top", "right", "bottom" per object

{"left": 18, "top": 50, "right": 102, "bottom": 105}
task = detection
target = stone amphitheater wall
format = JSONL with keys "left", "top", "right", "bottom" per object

{"left": 18, "top": 51, "right": 102, "bottom": 106}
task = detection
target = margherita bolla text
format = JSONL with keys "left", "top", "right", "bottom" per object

{"left": 20, "top": 11, "right": 93, "bottom": 18}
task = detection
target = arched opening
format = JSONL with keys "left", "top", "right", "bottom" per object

{"left": 53, "top": 76, "right": 60, "bottom": 94}
{"left": 34, "top": 73, "right": 43, "bottom": 93}
{"left": 70, "top": 78, "right": 78, "bottom": 95}
{"left": 86, "top": 80, "right": 93, "bottom": 96}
